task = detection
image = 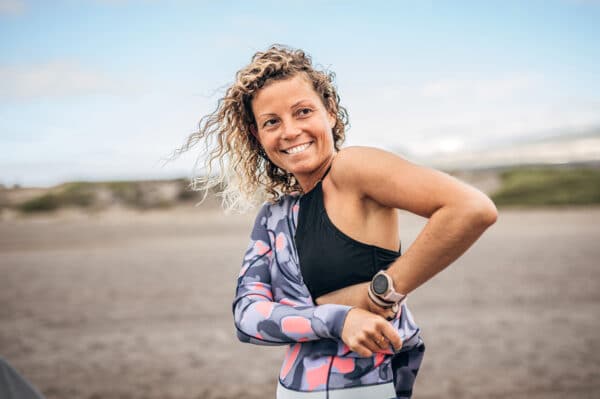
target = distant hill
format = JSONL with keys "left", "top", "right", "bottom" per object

{"left": 0, "top": 179, "right": 217, "bottom": 213}
{"left": 3, "top": 134, "right": 600, "bottom": 214}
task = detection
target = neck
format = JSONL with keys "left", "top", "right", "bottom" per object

{"left": 296, "top": 154, "right": 336, "bottom": 193}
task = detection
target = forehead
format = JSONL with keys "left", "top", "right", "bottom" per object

{"left": 251, "top": 74, "right": 321, "bottom": 113}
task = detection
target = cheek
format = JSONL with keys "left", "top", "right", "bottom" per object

{"left": 256, "top": 133, "right": 272, "bottom": 149}
{"left": 263, "top": 137, "right": 279, "bottom": 150}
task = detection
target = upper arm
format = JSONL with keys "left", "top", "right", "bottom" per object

{"left": 331, "top": 146, "right": 497, "bottom": 219}
{"left": 233, "top": 203, "right": 274, "bottom": 310}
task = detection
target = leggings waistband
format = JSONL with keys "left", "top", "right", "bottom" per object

{"left": 277, "top": 381, "right": 396, "bottom": 399}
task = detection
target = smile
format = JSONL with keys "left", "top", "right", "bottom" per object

{"left": 283, "top": 142, "right": 312, "bottom": 154}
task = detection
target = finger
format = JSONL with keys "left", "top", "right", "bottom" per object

{"left": 369, "top": 328, "right": 393, "bottom": 351}
{"left": 366, "top": 328, "right": 390, "bottom": 351}
{"left": 373, "top": 334, "right": 389, "bottom": 351}
{"left": 380, "top": 324, "right": 403, "bottom": 352}
{"left": 362, "top": 338, "right": 381, "bottom": 355}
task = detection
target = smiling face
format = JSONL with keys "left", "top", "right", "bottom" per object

{"left": 251, "top": 73, "right": 337, "bottom": 190}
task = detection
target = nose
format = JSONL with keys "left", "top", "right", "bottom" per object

{"left": 281, "top": 119, "right": 302, "bottom": 140}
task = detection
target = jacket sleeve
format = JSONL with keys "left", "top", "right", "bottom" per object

{"left": 232, "top": 203, "right": 352, "bottom": 346}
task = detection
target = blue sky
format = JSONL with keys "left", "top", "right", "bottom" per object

{"left": 1, "top": 0, "right": 599, "bottom": 186}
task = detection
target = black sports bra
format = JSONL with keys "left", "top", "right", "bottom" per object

{"left": 294, "top": 169, "right": 401, "bottom": 300}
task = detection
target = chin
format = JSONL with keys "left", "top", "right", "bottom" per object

{"left": 288, "top": 159, "right": 318, "bottom": 173}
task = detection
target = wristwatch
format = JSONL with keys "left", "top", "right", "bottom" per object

{"left": 370, "top": 270, "right": 407, "bottom": 305}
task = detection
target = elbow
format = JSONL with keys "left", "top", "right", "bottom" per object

{"left": 234, "top": 314, "right": 277, "bottom": 346}
{"left": 232, "top": 302, "right": 261, "bottom": 344}
{"left": 232, "top": 301, "right": 249, "bottom": 341}
{"left": 235, "top": 327, "right": 251, "bottom": 343}
{"left": 233, "top": 315, "right": 253, "bottom": 344}
{"left": 470, "top": 196, "right": 498, "bottom": 228}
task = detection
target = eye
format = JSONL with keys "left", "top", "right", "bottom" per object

{"left": 262, "top": 118, "right": 279, "bottom": 128}
{"left": 297, "top": 108, "right": 313, "bottom": 117}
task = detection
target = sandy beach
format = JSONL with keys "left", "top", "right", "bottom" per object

{"left": 1, "top": 205, "right": 599, "bottom": 398}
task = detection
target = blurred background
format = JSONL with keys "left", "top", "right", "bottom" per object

{"left": 1, "top": 1, "right": 599, "bottom": 398}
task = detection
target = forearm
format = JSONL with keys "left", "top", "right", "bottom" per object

{"left": 389, "top": 200, "right": 497, "bottom": 294}
{"left": 314, "top": 282, "right": 370, "bottom": 307}
{"left": 318, "top": 201, "right": 496, "bottom": 307}
{"left": 234, "top": 295, "right": 352, "bottom": 345}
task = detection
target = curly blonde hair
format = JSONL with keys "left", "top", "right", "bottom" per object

{"left": 175, "top": 44, "right": 349, "bottom": 212}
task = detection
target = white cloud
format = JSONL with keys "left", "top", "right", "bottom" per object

{"left": 0, "top": 60, "right": 141, "bottom": 100}
{"left": 342, "top": 72, "right": 600, "bottom": 157}
{"left": 0, "top": 0, "right": 25, "bottom": 15}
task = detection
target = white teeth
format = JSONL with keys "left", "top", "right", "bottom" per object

{"left": 285, "top": 143, "right": 311, "bottom": 154}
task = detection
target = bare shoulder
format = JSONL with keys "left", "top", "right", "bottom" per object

{"left": 329, "top": 146, "right": 410, "bottom": 188}
{"left": 329, "top": 145, "right": 494, "bottom": 218}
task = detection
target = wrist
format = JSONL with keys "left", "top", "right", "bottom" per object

{"left": 367, "top": 285, "right": 396, "bottom": 308}
{"left": 316, "top": 304, "right": 354, "bottom": 339}
{"left": 369, "top": 270, "right": 407, "bottom": 305}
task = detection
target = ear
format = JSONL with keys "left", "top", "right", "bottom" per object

{"left": 327, "top": 111, "right": 336, "bottom": 130}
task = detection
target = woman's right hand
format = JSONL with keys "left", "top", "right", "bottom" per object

{"left": 341, "top": 308, "right": 403, "bottom": 357}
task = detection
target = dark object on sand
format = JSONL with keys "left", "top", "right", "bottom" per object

{"left": 0, "top": 357, "right": 46, "bottom": 399}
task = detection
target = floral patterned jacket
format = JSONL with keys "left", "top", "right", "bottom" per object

{"left": 232, "top": 194, "right": 425, "bottom": 398}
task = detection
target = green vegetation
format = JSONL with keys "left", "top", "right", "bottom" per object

{"left": 491, "top": 166, "right": 600, "bottom": 206}
{"left": 60, "top": 182, "right": 96, "bottom": 207}
{"left": 18, "top": 193, "right": 61, "bottom": 212}
{"left": 105, "top": 181, "right": 144, "bottom": 207}
{"left": 15, "top": 179, "right": 203, "bottom": 213}
{"left": 18, "top": 182, "right": 96, "bottom": 212}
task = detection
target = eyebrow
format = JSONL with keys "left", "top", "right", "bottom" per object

{"left": 257, "top": 99, "right": 314, "bottom": 119}
{"left": 291, "top": 99, "right": 312, "bottom": 109}
{"left": 257, "top": 112, "right": 277, "bottom": 119}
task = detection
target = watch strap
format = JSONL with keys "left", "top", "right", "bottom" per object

{"left": 367, "top": 285, "right": 395, "bottom": 308}
{"left": 382, "top": 290, "right": 406, "bottom": 303}
{"left": 368, "top": 286, "right": 394, "bottom": 309}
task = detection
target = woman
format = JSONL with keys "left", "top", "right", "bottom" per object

{"left": 179, "top": 45, "right": 497, "bottom": 398}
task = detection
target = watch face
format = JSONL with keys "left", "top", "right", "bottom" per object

{"left": 372, "top": 274, "right": 389, "bottom": 295}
